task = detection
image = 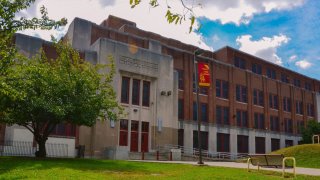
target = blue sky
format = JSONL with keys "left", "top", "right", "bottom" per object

{"left": 20, "top": 0, "right": 319, "bottom": 80}
{"left": 197, "top": 0, "right": 320, "bottom": 79}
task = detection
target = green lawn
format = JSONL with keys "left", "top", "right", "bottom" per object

{"left": 0, "top": 157, "right": 317, "bottom": 179}
{"left": 271, "top": 144, "right": 320, "bottom": 169}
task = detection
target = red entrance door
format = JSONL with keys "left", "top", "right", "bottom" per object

{"left": 130, "top": 121, "right": 139, "bottom": 152}
{"left": 141, "top": 122, "right": 149, "bottom": 152}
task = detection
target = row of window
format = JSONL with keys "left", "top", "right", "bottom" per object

{"left": 121, "top": 77, "right": 150, "bottom": 107}
{"left": 188, "top": 130, "right": 294, "bottom": 153}
{"left": 179, "top": 102, "right": 306, "bottom": 134}
{"left": 233, "top": 57, "right": 314, "bottom": 90}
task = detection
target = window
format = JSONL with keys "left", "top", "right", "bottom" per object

{"left": 255, "top": 137, "right": 265, "bottom": 154}
{"left": 121, "top": 77, "right": 130, "bottom": 103}
{"left": 271, "top": 138, "right": 280, "bottom": 151}
{"left": 284, "top": 118, "right": 293, "bottom": 134}
{"left": 305, "top": 82, "right": 312, "bottom": 91}
{"left": 254, "top": 113, "right": 265, "bottom": 130}
{"left": 267, "top": 68, "right": 276, "bottom": 79}
{"left": 132, "top": 79, "right": 140, "bottom": 105}
{"left": 216, "top": 106, "right": 229, "bottom": 125}
{"left": 177, "top": 69, "right": 184, "bottom": 90}
{"left": 269, "top": 94, "right": 278, "bottom": 109}
{"left": 307, "top": 103, "right": 314, "bottom": 117}
{"left": 285, "top": 140, "right": 293, "bottom": 147}
{"left": 297, "top": 121, "right": 304, "bottom": 134}
{"left": 281, "top": 73, "right": 290, "bottom": 83}
{"left": 236, "top": 85, "right": 247, "bottom": 103}
{"left": 201, "top": 103, "right": 208, "bottom": 122}
{"left": 142, "top": 81, "right": 150, "bottom": 107}
{"left": 178, "top": 99, "right": 184, "bottom": 120}
{"left": 51, "top": 123, "right": 76, "bottom": 137}
{"left": 236, "top": 110, "right": 248, "bottom": 128}
{"left": 270, "top": 116, "right": 280, "bottom": 131}
{"left": 283, "top": 97, "right": 291, "bottom": 112}
{"left": 217, "top": 133, "right": 230, "bottom": 152}
{"left": 193, "top": 131, "right": 208, "bottom": 150}
{"left": 234, "top": 57, "right": 246, "bottom": 69}
{"left": 293, "top": 79, "right": 301, "bottom": 87}
{"left": 252, "top": 63, "right": 262, "bottom": 75}
{"left": 119, "top": 119, "right": 128, "bottom": 146}
{"left": 237, "top": 135, "right": 249, "bottom": 153}
{"left": 193, "top": 102, "right": 197, "bottom": 121}
{"left": 216, "top": 79, "right": 228, "bottom": 99}
{"left": 296, "top": 101, "right": 303, "bottom": 115}
{"left": 253, "top": 89, "right": 264, "bottom": 106}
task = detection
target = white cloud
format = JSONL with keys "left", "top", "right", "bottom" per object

{"left": 236, "top": 34, "right": 290, "bottom": 65}
{"left": 18, "top": 0, "right": 212, "bottom": 50}
{"left": 295, "top": 60, "right": 312, "bottom": 69}
{"left": 192, "top": 0, "right": 305, "bottom": 25}
{"left": 289, "top": 55, "right": 297, "bottom": 62}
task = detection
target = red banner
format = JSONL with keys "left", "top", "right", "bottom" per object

{"left": 198, "top": 63, "right": 211, "bottom": 87}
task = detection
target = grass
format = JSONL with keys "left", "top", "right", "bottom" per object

{"left": 0, "top": 157, "right": 318, "bottom": 179}
{"left": 271, "top": 144, "right": 320, "bottom": 169}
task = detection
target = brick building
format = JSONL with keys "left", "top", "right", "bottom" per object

{"left": 3, "top": 15, "right": 320, "bottom": 158}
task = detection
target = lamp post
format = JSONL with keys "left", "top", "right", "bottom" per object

{"left": 193, "top": 49, "right": 204, "bottom": 165}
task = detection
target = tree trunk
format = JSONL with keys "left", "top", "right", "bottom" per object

{"left": 35, "top": 138, "right": 47, "bottom": 158}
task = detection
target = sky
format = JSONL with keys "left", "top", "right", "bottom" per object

{"left": 19, "top": 0, "right": 320, "bottom": 80}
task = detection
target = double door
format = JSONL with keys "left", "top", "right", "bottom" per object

{"left": 130, "top": 121, "right": 149, "bottom": 152}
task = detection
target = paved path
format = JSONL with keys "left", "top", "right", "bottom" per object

{"left": 130, "top": 160, "right": 320, "bottom": 176}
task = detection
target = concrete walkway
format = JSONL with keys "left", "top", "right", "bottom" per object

{"left": 130, "top": 160, "right": 320, "bottom": 176}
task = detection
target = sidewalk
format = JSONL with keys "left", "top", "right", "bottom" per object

{"left": 130, "top": 160, "right": 320, "bottom": 176}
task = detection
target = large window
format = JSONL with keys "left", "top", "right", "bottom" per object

{"left": 284, "top": 118, "right": 293, "bottom": 134}
{"left": 216, "top": 79, "right": 228, "bottom": 99}
{"left": 267, "top": 68, "right": 276, "bottom": 79}
{"left": 193, "top": 131, "right": 208, "bottom": 150}
{"left": 269, "top": 93, "right": 278, "bottom": 109}
{"left": 236, "top": 110, "right": 248, "bottom": 128}
{"left": 178, "top": 99, "right": 184, "bottom": 120}
{"left": 296, "top": 100, "right": 303, "bottom": 115}
{"left": 201, "top": 103, "right": 208, "bottom": 122}
{"left": 254, "top": 113, "right": 265, "bottom": 130}
{"left": 270, "top": 116, "right": 280, "bottom": 132}
{"left": 297, "top": 121, "right": 304, "bottom": 134}
{"left": 293, "top": 79, "right": 301, "bottom": 87}
{"left": 281, "top": 73, "right": 290, "bottom": 83}
{"left": 217, "top": 133, "right": 230, "bottom": 152}
{"left": 307, "top": 103, "right": 314, "bottom": 117}
{"left": 271, "top": 138, "right": 280, "bottom": 151}
{"left": 132, "top": 79, "right": 140, "bottom": 105}
{"left": 142, "top": 81, "right": 150, "bottom": 107}
{"left": 234, "top": 57, "right": 246, "bottom": 69}
{"left": 255, "top": 137, "right": 265, "bottom": 154}
{"left": 177, "top": 69, "right": 184, "bottom": 90}
{"left": 119, "top": 119, "right": 128, "bottom": 146}
{"left": 121, "top": 77, "right": 130, "bottom": 103}
{"left": 216, "top": 106, "right": 229, "bottom": 125}
{"left": 51, "top": 123, "right": 76, "bottom": 137}
{"left": 305, "top": 82, "right": 312, "bottom": 91}
{"left": 283, "top": 97, "right": 291, "bottom": 112}
{"left": 253, "top": 89, "right": 264, "bottom": 106}
{"left": 237, "top": 135, "right": 249, "bottom": 153}
{"left": 236, "top": 85, "right": 247, "bottom": 103}
{"left": 252, "top": 63, "right": 262, "bottom": 75}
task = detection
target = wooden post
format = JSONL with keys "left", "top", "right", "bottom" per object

{"left": 156, "top": 151, "right": 159, "bottom": 160}
{"left": 169, "top": 152, "right": 172, "bottom": 161}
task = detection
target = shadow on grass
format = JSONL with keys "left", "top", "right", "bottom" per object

{"left": 0, "top": 156, "right": 162, "bottom": 175}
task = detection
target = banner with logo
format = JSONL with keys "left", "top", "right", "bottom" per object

{"left": 198, "top": 63, "right": 210, "bottom": 87}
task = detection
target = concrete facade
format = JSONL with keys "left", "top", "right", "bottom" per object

{"left": 3, "top": 15, "right": 319, "bottom": 159}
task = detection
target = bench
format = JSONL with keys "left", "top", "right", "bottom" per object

{"left": 247, "top": 154, "right": 296, "bottom": 177}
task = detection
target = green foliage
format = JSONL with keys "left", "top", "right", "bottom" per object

{"left": 0, "top": 0, "right": 67, "bottom": 74}
{"left": 0, "top": 41, "right": 122, "bottom": 157}
{"left": 130, "top": 0, "right": 198, "bottom": 33}
{"left": 301, "top": 120, "right": 320, "bottom": 144}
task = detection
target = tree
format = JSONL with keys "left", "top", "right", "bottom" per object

{"left": 130, "top": 0, "right": 199, "bottom": 32}
{"left": 301, "top": 120, "right": 320, "bottom": 144}
{"left": 0, "top": 41, "right": 123, "bottom": 157}
{"left": 0, "top": 0, "right": 67, "bottom": 74}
